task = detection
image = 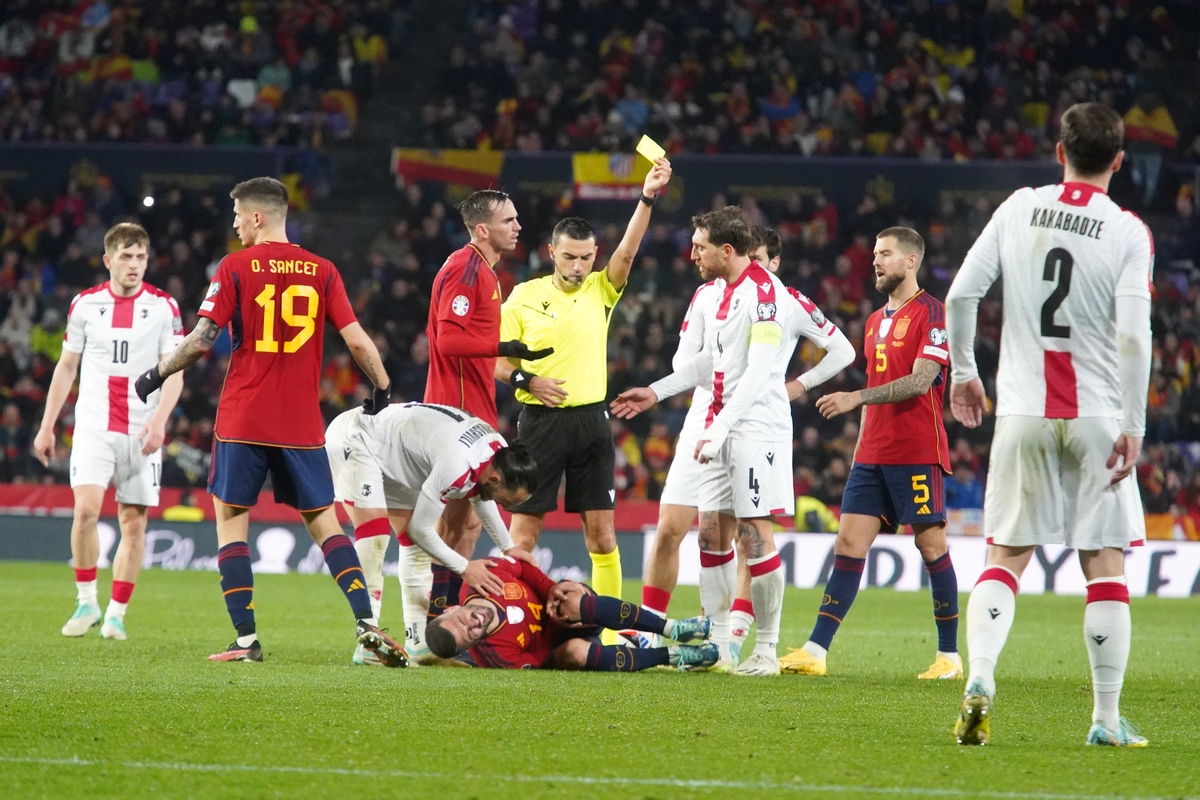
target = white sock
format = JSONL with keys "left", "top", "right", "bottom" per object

{"left": 236, "top": 634, "right": 257, "bottom": 647}
{"left": 720, "top": 556, "right": 737, "bottom": 606}
{"left": 1084, "top": 577, "right": 1131, "bottom": 731}
{"left": 965, "top": 566, "right": 1019, "bottom": 697}
{"left": 354, "top": 532, "right": 391, "bottom": 620}
{"left": 699, "top": 549, "right": 734, "bottom": 647}
{"left": 747, "top": 552, "right": 784, "bottom": 657}
{"left": 399, "top": 543, "right": 433, "bottom": 651}
{"left": 76, "top": 580, "right": 98, "bottom": 607}
{"left": 802, "top": 641, "right": 828, "bottom": 660}
{"left": 106, "top": 600, "right": 128, "bottom": 618}
{"left": 729, "top": 608, "right": 754, "bottom": 646}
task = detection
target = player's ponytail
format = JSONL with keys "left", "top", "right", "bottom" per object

{"left": 493, "top": 440, "right": 539, "bottom": 495}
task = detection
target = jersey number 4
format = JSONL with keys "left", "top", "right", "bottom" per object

{"left": 1041, "top": 247, "right": 1073, "bottom": 339}
{"left": 255, "top": 285, "right": 319, "bottom": 353}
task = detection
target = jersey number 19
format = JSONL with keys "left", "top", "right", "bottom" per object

{"left": 255, "top": 284, "right": 319, "bottom": 353}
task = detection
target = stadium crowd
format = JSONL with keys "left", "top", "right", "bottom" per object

{"left": 2, "top": 169, "right": 1199, "bottom": 535}
{"left": 418, "top": 0, "right": 1197, "bottom": 202}
{"left": 0, "top": 0, "right": 403, "bottom": 151}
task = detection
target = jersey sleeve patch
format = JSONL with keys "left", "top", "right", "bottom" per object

{"left": 928, "top": 327, "right": 947, "bottom": 345}
{"left": 755, "top": 301, "right": 777, "bottom": 322}
{"left": 451, "top": 295, "right": 470, "bottom": 316}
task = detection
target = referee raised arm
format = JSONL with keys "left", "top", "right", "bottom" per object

{"left": 495, "top": 158, "right": 671, "bottom": 630}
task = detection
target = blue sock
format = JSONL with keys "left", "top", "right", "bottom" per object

{"left": 428, "top": 564, "right": 454, "bottom": 619}
{"left": 321, "top": 534, "right": 372, "bottom": 620}
{"left": 217, "top": 542, "right": 255, "bottom": 637}
{"left": 809, "top": 555, "right": 866, "bottom": 650}
{"left": 925, "top": 553, "right": 959, "bottom": 653}
{"left": 585, "top": 643, "right": 670, "bottom": 672}
{"left": 579, "top": 594, "right": 666, "bottom": 634}
{"left": 445, "top": 571, "right": 463, "bottom": 610}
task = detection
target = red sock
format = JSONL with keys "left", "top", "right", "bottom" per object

{"left": 111, "top": 581, "right": 135, "bottom": 604}
{"left": 353, "top": 517, "right": 391, "bottom": 541}
{"left": 75, "top": 567, "right": 97, "bottom": 583}
{"left": 641, "top": 585, "right": 671, "bottom": 616}
{"left": 731, "top": 597, "right": 754, "bottom": 617}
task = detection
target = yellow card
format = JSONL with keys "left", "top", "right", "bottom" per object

{"left": 636, "top": 134, "right": 666, "bottom": 163}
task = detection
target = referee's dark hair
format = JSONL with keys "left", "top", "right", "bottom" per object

{"left": 457, "top": 189, "right": 510, "bottom": 229}
{"left": 1059, "top": 102, "right": 1124, "bottom": 177}
{"left": 424, "top": 617, "right": 460, "bottom": 659}
{"left": 692, "top": 206, "right": 755, "bottom": 256}
{"left": 877, "top": 226, "right": 926, "bottom": 264}
{"left": 493, "top": 440, "right": 539, "bottom": 494}
{"left": 753, "top": 225, "right": 782, "bottom": 261}
{"left": 551, "top": 216, "right": 596, "bottom": 244}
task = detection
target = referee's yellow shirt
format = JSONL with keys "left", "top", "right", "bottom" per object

{"left": 500, "top": 269, "right": 623, "bottom": 407}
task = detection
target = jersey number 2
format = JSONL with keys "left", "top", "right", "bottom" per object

{"left": 1040, "top": 248, "right": 1073, "bottom": 339}
{"left": 255, "top": 285, "right": 319, "bottom": 353}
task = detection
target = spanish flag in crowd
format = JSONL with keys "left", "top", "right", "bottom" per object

{"left": 391, "top": 149, "right": 505, "bottom": 189}
{"left": 572, "top": 153, "right": 651, "bottom": 200}
{"left": 1124, "top": 104, "right": 1178, "bottom": 150}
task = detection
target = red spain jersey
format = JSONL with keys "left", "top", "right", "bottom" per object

{"left": 199, "top": 242, "right": 357, "bottom": 448}
{"left": 855, "top": 290, "right": 951, "bottom": 473}
{"left": 426, "top": 243, "right": 501, "bottom": 427}
{"left": 460, "top": 557, "right": 561, "bottom": 669}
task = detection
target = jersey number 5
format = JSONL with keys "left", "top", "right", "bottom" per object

{"left": 255, "top": 285, "right": 319, "bottom": 353}
{"left": 874, "top": 342, "right": 887, "bottom": 372}
{"left": 1040, "top": 247, "right": 1073, "bottom": 339}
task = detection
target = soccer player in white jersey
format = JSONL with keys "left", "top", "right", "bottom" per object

{"left": 614, "top": 207, "right": 853, "bottom": 675}
{"left": 945, "top": 103, "right": 1153, "bottom": 748}
{"left": 33, "top": 223, "right": 184, "bottom": 641}
{"left": 324, "top": 401, "right": 537, "bottom": 664}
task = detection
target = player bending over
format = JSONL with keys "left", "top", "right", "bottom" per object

{"left": 425, "top": 556, "right": 717, "bottom": 671}
{"left": 324, "top": 401, "right": 537, "bottom": 664}
{"left": 946, "top": 102, "right": 1152, "bottom": 748}
{"left": 778, "top": 227, "right": 961, "bottom": 680}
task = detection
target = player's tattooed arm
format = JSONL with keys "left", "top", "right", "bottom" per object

{"left": 858, "top": 358, "right": 943, "bottom": 405}
{"left": 157, "top": 317, "right": 219, "bottom": 377}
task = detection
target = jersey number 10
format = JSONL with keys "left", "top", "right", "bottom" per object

{"left": 254, "top": 284, "right": 319, "bottom": 353}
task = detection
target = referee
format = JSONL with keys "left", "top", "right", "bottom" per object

{"left": 495, "top": 158, "right": 672, "bottom": 638}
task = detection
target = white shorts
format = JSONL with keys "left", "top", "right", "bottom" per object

{"left": 984, "top": 415, "right": 1146, "bottom": 550}
{"left": 659, "top": 426, "right": 704, "bottom": 507}
{"left": 325, "top": 414, "right": 418, "bottom": 511}
{"left": 698, "top": 438, "right": 792, "bottom": 519}
{"left": 69, "top": 428, "right": 161, "bottom": 507}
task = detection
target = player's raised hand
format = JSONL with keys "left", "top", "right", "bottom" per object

{"left": 461, "top": 559, "right": 504, "bottom": 597}
{"left": 529, "top": 376, "right": 568, "bottom": 407}
{"left": 610, "top": 387, "right": 657, "bottom": 419}
{"left": 498, "top": 340, "right": 554, "bottom": 361}
{"left": 32, "top": 427, "right": 56, "bottom": 468}
{"left": 643, "top": 158, "right": 672, "bottom": 196}
{"left": 134, "top": 366, "right": 166, "bottom": 402}
{"left": 815, "top": 391, "right": 861, "bottom": 419}
{"left": 1106, "top": 433, "right": 1143, "bottom": 486}
{"left": 137, "top": 418, "right": 167, "bottom": 456}
{"left": 949, "top": 377, "right": 987, "bottom": 428}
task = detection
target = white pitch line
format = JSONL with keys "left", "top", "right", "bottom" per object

{"left": 0, "top": 756, "right": 1192, "bottom": 800}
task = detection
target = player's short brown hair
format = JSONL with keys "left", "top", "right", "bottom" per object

{"left": 752, "top": 225, "right": 782, "bottom": 261}
{"left": 457, "top": 189, "right": 511, "bottom": 229}
{"left": 1060, "top": 103, "right": 1124, "bottom": 177}
{"left": 877, "top": 226, "right": 925, "bottom": 263}
{"left": 230, "top": 177, "right": 290, "bottom": 214}
{"left": 692, "top": 206, "right": 755, "bottom": 255}
{"left": 104, "top": 222, "right": 149, "bottom": 254}
{"left": 425, "top": 615, "right": 461, "bottom": 659}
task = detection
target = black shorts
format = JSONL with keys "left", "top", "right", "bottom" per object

{"left": 512, "top": 402, "right": 615, "bottom": 515}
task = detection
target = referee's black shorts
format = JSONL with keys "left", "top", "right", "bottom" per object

{"left": 511, "top": 401, "right": 615, "bottom": 515}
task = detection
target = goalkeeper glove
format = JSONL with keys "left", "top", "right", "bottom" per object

{"left": 498, "top": 340, "right": 554, "bottom": 360}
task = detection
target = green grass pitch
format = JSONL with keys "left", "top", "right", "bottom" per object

{"left": 1, "top": 561, "right": 1198, "bottom": 800}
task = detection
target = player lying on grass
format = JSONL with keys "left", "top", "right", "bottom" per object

{"left": 424, "top": 556, "right": 717, "bottom": 671}
{"left": 325, "top": 401, "right": 538, "bottom": 666}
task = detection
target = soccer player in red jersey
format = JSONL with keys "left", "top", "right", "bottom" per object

{"left": 351, "top": 189, "right": 552, "bottom": 658}
{"left": 134, "top": 177, "right": 405, "bottom": 665}
{"left": 779, "top": 227, "right": 962, "bottom": 680}
{"left": 423, "top": 556, "right": 716, "bottom": 671}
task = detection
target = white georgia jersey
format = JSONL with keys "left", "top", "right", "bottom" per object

{"left": 675, "top": 279, "right": 722, "bottom": 440}
{"left": 353, "top": 402, "right": 506, "bottom": 502}
{"left": 63, "top": 282, "right": 183, "bottom": 435}
{"left": 950, "top": 182, "right": 1153, "bottom": 419}
{"left": 708, "top": 263, "right": 841, "bottom": 440}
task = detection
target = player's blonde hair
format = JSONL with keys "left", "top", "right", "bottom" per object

{"left": 104, "top": 222, "right": 149, "bottom": 254}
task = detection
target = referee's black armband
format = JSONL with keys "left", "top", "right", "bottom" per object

{"left": 510, "top": 369, "right": 536, "bottom": 388}
{"left": 639, "top": 193, "right": 657, "bottom": 207}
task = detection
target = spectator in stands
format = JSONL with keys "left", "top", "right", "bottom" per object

{"left": 945, "top": 464, "right": 985, "bottom": 510}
